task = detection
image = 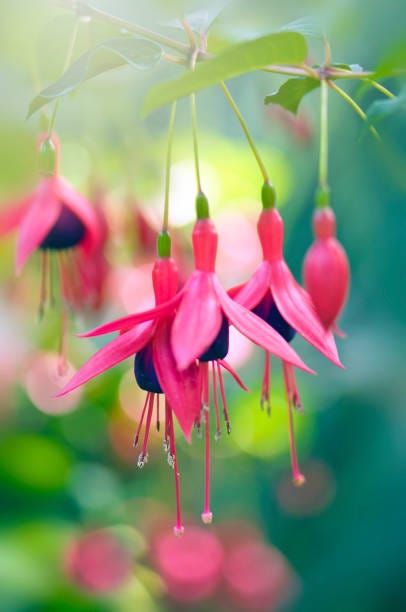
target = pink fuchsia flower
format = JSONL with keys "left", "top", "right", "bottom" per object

{"left": 59, "top": 236, "right": 200, "bottom": 535}
{"left": 231, "top": 191, "right": 343, "bottom": 484}
{"left": 303, "top": 207, "right": 350, "bottom": 332}
{"left": 0, "top": 135, "right": 102, "bottom": 314}
{"left": 170, "top": 194, "right": 313, "bottom": 522}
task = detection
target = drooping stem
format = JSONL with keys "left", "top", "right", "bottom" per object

{"left": 162, "top": 101, "right": 177, "bottom": 232}
{"left": 48, "top": 18, "right": 80, "bottom": 137}
{"left": 220, "top": 81, "right": 269, "bottom": 183}
{"left": 328, "top": 81, "right": 380, "bottom": 140}
{"left": 59, "top": 0, "right": 189, "bottom": 54}
{"left": 318, "top": 78, "right": 329, "bottom": 205}
{"left": 369, "top": 80, "right": 396, "bottom": 99}
{"left": 190, "top": 93, "right": 202, "bottom": 193}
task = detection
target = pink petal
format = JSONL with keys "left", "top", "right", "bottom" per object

{"left": 56, "top": 176, "right": 102, "bottom": 253}
{"left": 0, "top": 196, "right": 32, "bottom": 236}
{"left": 231, "top": 261, "right": 271, "bottom": 310}
{"left": 270, "top": 260, "right": 343, "bottom": 367}
{"left": 171, "top": 271, "right": 222, "bottom": 370}
{"left": 153, "top": 319, "right": 200, "bottom": 441}
{"left": 78, "top": 291, "right": 184, "bottom": 338}
{"left": 213, "top": 276, "right": 314, "bottom": 374}
{"left": 16, "top": 179, "right": 62, "bottom": 272}
{"left": 57, "top": 321, "right": 155, "bottom": 396}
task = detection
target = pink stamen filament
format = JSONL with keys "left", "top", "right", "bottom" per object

{"left": 282, "top": 361, "right": 305, "bottom": 487}
{"left": 216, "top": 361, "right": 231, "bottom": 434}
{"left": 287, "top": 363, "right": 303, "bottom": 411}
{"left": 202, "top": 406, "right": 213, "bottom": 524}
{"left": 211, "top": 361, "right": 221, "bottom": 439}
{"left": 167, "top": 402, "right": 184, "bottom": 536}
{"left": 39, "top": 250, "right": 48, "bottom": 317}
{"left": 134, "top": 392, "right": 150, "bottom": 447}
{"left": 156, "top": 394, "right": 160, "bottom": 431}
{"left": 140, "top": 392, "right": 155, "bottom": 460}
{"left": 218, "top": 359, "right": 249, "bottom": 391}
{"left": 261, "top": 350, "right": 271, "bottom": 414}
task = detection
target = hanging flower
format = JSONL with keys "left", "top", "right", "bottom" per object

{"left": 230, "top": 189, "right": 343, "bottom": 484}
{"left": 0, "top": 135, "right": 103, "bottom": 313}
{"left": 303, "top": 207, "right": 350, "bottom": 331}
{"left": 59, "top": 237, "right": 200, "bottom": 535}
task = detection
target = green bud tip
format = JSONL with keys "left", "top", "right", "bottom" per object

{"left": 315, "top": 186, "right": 330, "bottom": 208}
{"left": 261, "top": 181, "right": 276, "bottom": 209}
{"left": 38, "top": 138, "right": 57, "bottom": 177}
{"left": 196, "top": 191, "right": 210, "bottom": 219}
{"left": 157, "top": 231, "right": 171, "bottom": 258}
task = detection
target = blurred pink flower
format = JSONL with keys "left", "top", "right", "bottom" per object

{"left": 64, "top": 529, "right": 132, "bottom": 593}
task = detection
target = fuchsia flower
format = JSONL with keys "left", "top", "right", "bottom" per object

{"left": 58, "top": 241, "right": 201, "bottom": 535}
{"left": 0, "top": 135, "right": 102, "bottom": 313}
{"left": 231, "top": 196, "right": 343, "bottom": 484}
{"left": 303, "top": 206, "right": 350, "bottom": 331}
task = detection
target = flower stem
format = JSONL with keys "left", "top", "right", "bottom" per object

{"left": 48, "top": 18, "right": 80, "bottom": 137}
{"left": 317, "top": 78, "right": 329, "bottom": 206}
{"left": 328, "top": 81, "right": 380, "bottom": 140}
{"left": 369, "top": 80, "right": 396, "bottom": 99}
{"left": 219, "top": 81, "right": 269, "bottom": 183}
{"left": 162, "top": 101, "right": 177, "bottom": 232}
{"left": 190, "top": 93, "right": 202, "bottom": 193}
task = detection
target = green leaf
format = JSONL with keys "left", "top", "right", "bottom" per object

{"left": 279, "top": 17, "right": 324, "bottom": 40}
{"left": 143, "top": 32, "right": 307, "bottom": 115}
{"left": 264, "top": 77, "right": 320, "bottom": 114}
{"left": 374, "top": 39, "right": 406, "bottom": 78}
{"left": 331, "top": 63, "right": 364, "bottom": 73}
{"left": 28, "top": 37, "right": 163, "bottom": 117}
{"left": 365, "top": 87, "right": 406, "bottom": 126}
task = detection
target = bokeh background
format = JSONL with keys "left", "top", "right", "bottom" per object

{"left": 0, "top": 0, "right": 405, "bottom": 610}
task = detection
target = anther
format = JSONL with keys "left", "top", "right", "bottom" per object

{"left": 137, "top": 452, "right": 148, "bottom": 468}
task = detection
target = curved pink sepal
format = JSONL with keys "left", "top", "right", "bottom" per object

{"left": 231, "top": 261, "right": 271, "bottom": 310}
{"left": 0, "top": 196, "right": 32, "bottom": 237}
{"left": 78, "top": 291, "right": 184, "bottom": 338}
{"left": 171, "top": 271, "right": 222, "bottom": 370}
{"left": 213, "top": 276, "right": 314, "bottom": 374}
{"left": 153, "top": 319, "right": 200, "bottom": 441}
{"left": 270, "top": 260, "right": 343, "bottom": 367}
{"left": 16, "top": 179, "right": 61, "bottom": 272}
{"left": 57, "top": 321, "right": 155, "bottom": 396}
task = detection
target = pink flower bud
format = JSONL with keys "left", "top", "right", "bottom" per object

{"left": 303, "top": 208, "right": 350, "bottom": 330}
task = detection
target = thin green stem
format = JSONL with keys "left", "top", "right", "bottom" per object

{"left": 48, "top": 18, "right": 80, "bottom": 137}
{"left": 163, "top": 102, "right": 177, "bottom": 232}
{"left": 328, "top": 81, "right": 380, "bottom": 140}
{"left": 319, "top": 79, "right": 329, "bottom": 194}
{"left": 59, "top": 0, "right": 189, "bottom": 54}
{"left": 369, "top": 80, "right": 396, "bottom": 99}
{"left": 190, "top": 93, "right": 202, "bottom": 193}
{"left": 220, "top": 81, "right": 269, "bottom": 182}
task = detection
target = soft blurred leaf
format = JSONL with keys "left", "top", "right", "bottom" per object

{"left": 374, "top": 38, "right": 406, "bottom": 77}
{"left": 143, "top": 32, "right": 307, "bottom": 114}
{"left": 331, "top": 62, "right": 364, "bottom": 72}
{"left": 28, "top": 37, "right": 163, "bottom": 117}
{"left": 164, "top": 2, "right": 230, "bottom": 35}
{"left": 264, "top": 77, "right": 320, "bottom": 114}
{"left": 279, "top": 17, "right": 324, "bottom": 39}
{"left": 365, "top": 87, "right": 406, "bottom": 127}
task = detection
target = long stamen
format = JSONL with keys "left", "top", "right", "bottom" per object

{"left": 201, "top": 405, "right": 213, "bottom": 524}
{"left": 216, "top": 361, "right": 231, "bottom": 434}
{"left": 218, "top": 359, "right": 249, "bottom": 390}
{"left": 282, "top": 362, "right": 305, "bottom": 487}
{"left": 49, "top": 253, "right": 56, "bottom": 307}
{"left": 212, "top": 361, "right": 221, "bottom": 440}
{"left": 163, "top": 398, "right": 170, "bottom": 452}
{"left": 138, "top": 392, "right": 154, "bottom": 467}
{"left": 156, "top": 394, "right": 160, "bottom": 432}
{"left": 133, "top": 392, "right": 150, "bottom": 447}
{"left": 287, "top": 363, "right": 303, "bottom": 412}
{"left": 167, "top": 403, "right": 184, "bottom": 536}
{"left": 261, "top": 350, "right": 271, "bottom": 415}
{"left": 39, "top": 250, "right": 48, "bottom": 318}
